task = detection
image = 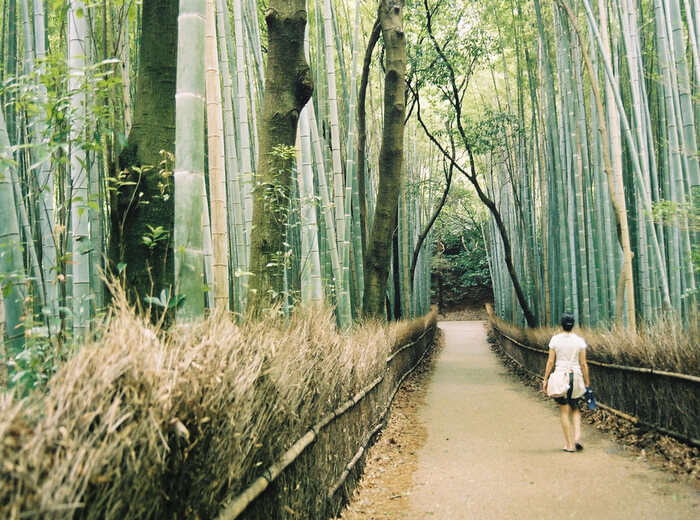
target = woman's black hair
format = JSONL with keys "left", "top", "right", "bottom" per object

{"left": 561, "top": 312, "right": 575, "bottom": 331}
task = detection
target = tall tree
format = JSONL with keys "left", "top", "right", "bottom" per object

{"left": 248, "top": 0, "right": 313, "bottom": 310}
{"left": 363, "top": 0, "right": 407, "bottom": 317}
{"left": 110, "top": 0, "right": 178, "bottom": 303}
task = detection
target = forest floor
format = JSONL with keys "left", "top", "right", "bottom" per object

{"left": 337, "top": 321, "right": 699, "bottom": 519}
{"left": 436, "top": 302, "right": 490, "bottom": 321}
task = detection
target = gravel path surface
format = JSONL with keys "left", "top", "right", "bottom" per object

{"left": 406, "top": 321, "right": 700, "bottom": 519}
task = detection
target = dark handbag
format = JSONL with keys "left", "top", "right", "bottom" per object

{"left": 584, "top": 387, "right": 596, "bottom": 410}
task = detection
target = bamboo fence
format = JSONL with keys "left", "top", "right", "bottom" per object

{"left": 217, "top": 321, "right": 437, "bottom": 519}
{"left": 490, "top": 325, "right": 700, "bottom": 448}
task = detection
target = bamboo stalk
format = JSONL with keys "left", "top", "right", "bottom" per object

{"left": 298, "top": 103, "right": 323, "bottom": 304}
{"left": 68, "top": 0, "right": 91, "bottom": 339}
{"left": 205, "top": 0, "right": 229, "bottom": 310}
{"left": 232, "top": 0, "right": 254, "bottom": 265}
{"left": 174, "top": 0, "right": 207, "bottom": 320}
{"left": 217, "top": 0, "right": 247, "bottom": 313}
{"left": 0, "top": 106, "right": 27, "bottom": 351}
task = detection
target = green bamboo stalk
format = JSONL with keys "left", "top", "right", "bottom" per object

{"left": 346, "top": 0, "right": 363, "bottom": 314}
{"left": 68, "top": 0, "right": 91, "bottom": 339}
{"left": 174, "top": 0, "right": 206, "bottom": 320}
{"left": 583, "top": 0, "right": 670, "bottom": 312}
{"left": 654, "top": 0, "right": 691, "bottom": 312}
{"left": 322, "top": 0, "right": 347, "bottom": 277}
{"left": 4, "top": 0, "right": 18, "bottom": 148}
{"left": 0, "top": 106, "right": 26, "bottom": 351}
{"left": 19, "top": 0, "right": 34, "bottom": 75}
{"left": 298, "top": 108, "right": 323, "bottom": 304}
{"left": 120, "top": 9, "right": 132, "bottom": 133}
{"left": 216, "top": 0, "right": 246, "bottom": 312}
{"left": 233, "top": 0, "right": 253, "bottom": 271}
{"left": 665, "top": 0, "right": 700, "bottom": 190}
{"left": 572, "top": 41, "right": 591, "bottom": 324}
{"left": 297, "top": 25, "right": 323, "bottom": 305}
{"left": 243, "top": 24, "right": 260, "bottom": 173}
{"left": 205, "top": 0, "right": 229, "bottom": 310}
{"left": 663, "top": 0, "right": 699, "bottom": 310}
{"left": 308, "top": 102, "right": 351, "bottom": 327}
{"left": 33, "top": 0, "right": 58, "bottom": 332}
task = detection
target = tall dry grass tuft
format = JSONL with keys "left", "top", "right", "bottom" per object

{"left": 486, "top": 304, "right": 700, "bottom": 375}
{"left": 0, "top": 287, "right": 428, "bottom": 519}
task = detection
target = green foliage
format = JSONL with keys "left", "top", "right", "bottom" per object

{"left": 260, "top": 144, "right": 296, "bottom": 225}
{"left": 465, "top": 108, "right": 522, "bottom": 154}
{"left": 5, "top": 299, "right": 75, "bottom": 395}
{"left": 432, "top": 185, "right": 491, "bottom": 305}
{"left": 406, "top": 0, "right": 497, "bottom": 93}
{"left": 252, "top": 144, "right": 301, "bottom": 311}
{"left": 651, "top": 188, "right": 700, "bottom": 290}
{"left": 144, "top": 288, "right": 184, "bottom": 311}
{"left": 7, "top": 334, "right": 56, "bottom": 394}
{"left": 141, "top": 225, "right": 169, "bottom": 249}
{"left": 1, "top": 54, "right": 122, "bottom": 391}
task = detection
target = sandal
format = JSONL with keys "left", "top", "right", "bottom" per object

{"left": 575, "top": 443, "right": 584, "bottom": 451}
{"left": 562, "top": 448, "right": 575, "bottom": 453}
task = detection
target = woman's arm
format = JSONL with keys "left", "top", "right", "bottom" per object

{"left": 579, "top": 348, "right": 590, "bottom": 387}
{"left": 542, "top": 349, "right": 556, "bottom": 392}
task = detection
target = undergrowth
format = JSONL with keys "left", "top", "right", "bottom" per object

{"left": 0, "top": 288, "right": 434, "bottom": 519}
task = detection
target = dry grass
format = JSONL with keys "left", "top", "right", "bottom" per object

{"left": 486, "top": 304, "right": 700, "bottom": 376}
{"left": 0, "top": 289, "right": 434, "bottom": 519}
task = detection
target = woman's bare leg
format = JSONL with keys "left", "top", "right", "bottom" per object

{"left": 572, "top": 406, "right": 582, "bottom": 446}
{"left": 559, "top": 404, "right": 574, "bottom": 451}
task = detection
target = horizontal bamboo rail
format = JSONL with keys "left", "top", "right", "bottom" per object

{"left": 217, "top": 324, "right": 436, "bottom": 520}
{"left": 492, "top": 328, "right": 700, "bottom": 448}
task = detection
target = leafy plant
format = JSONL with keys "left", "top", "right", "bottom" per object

{"left": 141, "top": 225, "right": 169, "bottom": 250}
{"left": 144, "top": 288, "right": 185, "bottom": 311}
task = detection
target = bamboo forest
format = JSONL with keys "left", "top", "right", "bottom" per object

{"left": 0, "top": 0, "right": 699, "bottom": 518}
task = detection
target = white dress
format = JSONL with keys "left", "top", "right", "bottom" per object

{"left": 548, "top": 332, "right": 587, "bottom": 398}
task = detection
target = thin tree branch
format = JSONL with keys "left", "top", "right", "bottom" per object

{"left": 410, "top": 132, "right": 454, "bottom": 286}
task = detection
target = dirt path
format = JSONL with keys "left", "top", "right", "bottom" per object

{"left": 341, "top": 321, "right": 700, "bottom": 519}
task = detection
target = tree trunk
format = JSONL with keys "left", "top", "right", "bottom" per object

{"left": 248, "top": 0, "right": 313, "bottom": 310}
{"left": 109, "top": 0, "right": 178, "bottom": 304}
{"left": 363, "top": 0, "right": 407, "bottom": 318}
{"left": 392, "top": 209, "right": 402, "bottom": 320}
{"left": 357, "top": 17, "right": 381, "bottom": 259}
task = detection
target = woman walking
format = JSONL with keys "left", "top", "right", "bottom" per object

{"left": 542, "top": 313, "right": 590, "bottom": 452}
